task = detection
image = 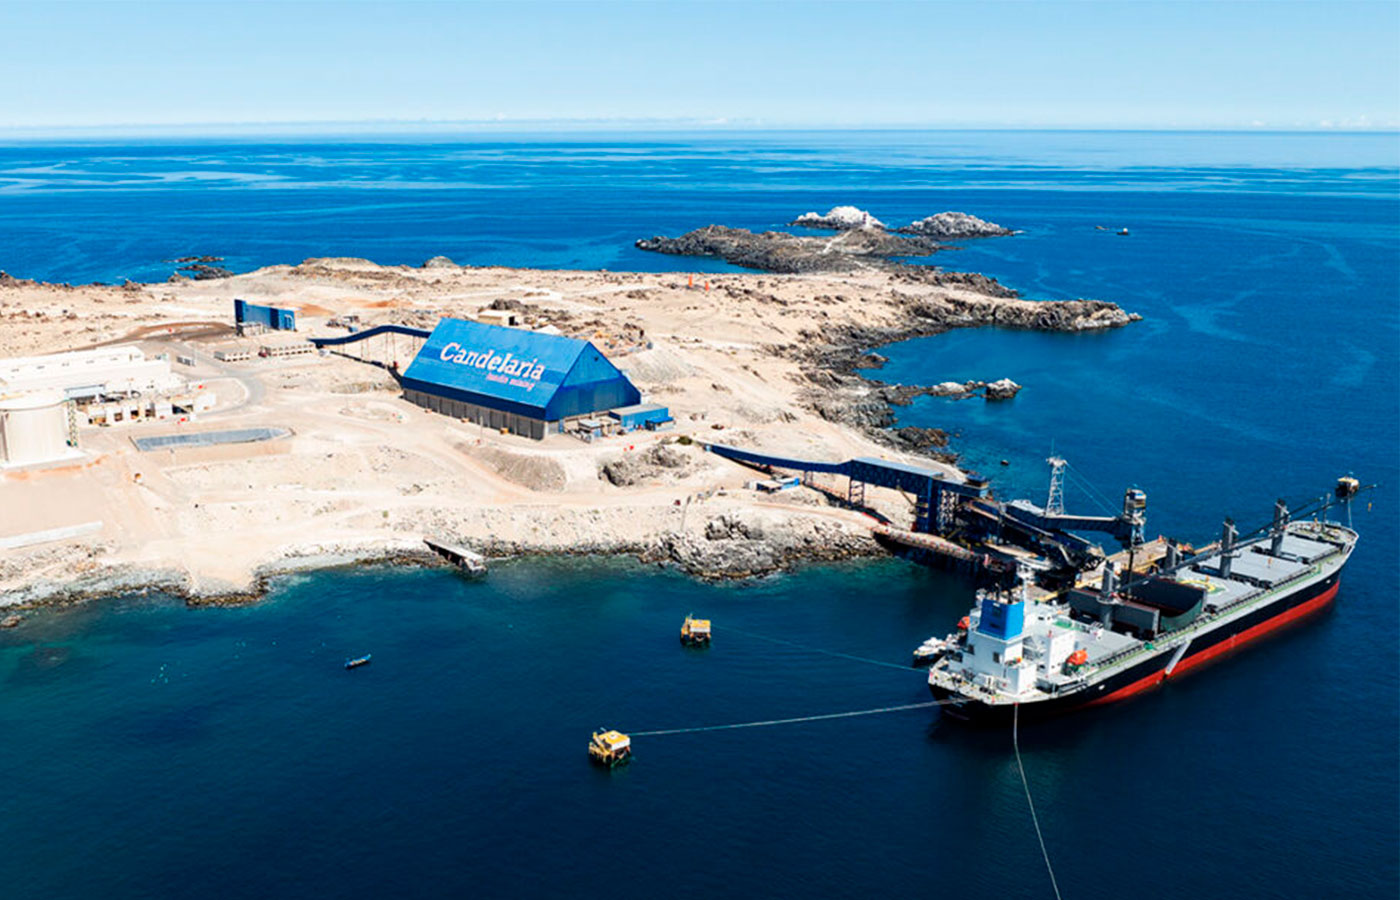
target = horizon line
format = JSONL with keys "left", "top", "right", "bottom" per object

{"left": 1, "top": 117, "right": 1398, "bottom": 140}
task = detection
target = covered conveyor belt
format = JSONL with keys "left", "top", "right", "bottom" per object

{"left": 1002, "top": 499, "right": 1141, "bottom": 545}
{"left": 705, "top": 442, "right": 988, "bottom": 533}
{"left": 309, "top": 324, "right": 432, "bottom": 347}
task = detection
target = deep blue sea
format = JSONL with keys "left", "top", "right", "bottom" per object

{"left": 1, "top": 131, "right": 1397, "bottom": 899}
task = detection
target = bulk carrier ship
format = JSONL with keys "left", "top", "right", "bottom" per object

{"left": 926, "top": 477, "right": 1365, "bottom": 723}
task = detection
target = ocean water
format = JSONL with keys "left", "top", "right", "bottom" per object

{"left": 0, "top": 131, "right": 1397, "bottom": 899}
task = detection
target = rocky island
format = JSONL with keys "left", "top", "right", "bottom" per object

{"left": 635, "top": 224, "right": 940, "bottom": 273}
{"left": 638, "top": 206, "right": 1020, "bottom": 274}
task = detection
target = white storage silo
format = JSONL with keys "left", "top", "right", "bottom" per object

{"left": 0, "top": 391, "right": 70, "bottom": 467}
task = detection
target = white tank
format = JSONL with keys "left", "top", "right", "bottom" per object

{"left": 0, "top": 390, "right": 70, "bottom": 467}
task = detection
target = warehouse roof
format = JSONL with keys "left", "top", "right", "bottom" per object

{"left": 400, "top": 318, "right": 640, "bottom": 420}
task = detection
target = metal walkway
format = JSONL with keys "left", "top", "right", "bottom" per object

{"left": 704, "top": 442, "right": 988, "bottom": 533}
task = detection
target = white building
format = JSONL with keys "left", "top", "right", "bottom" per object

{"left": 0, "top": 345, "right": 183, "bottom": 401}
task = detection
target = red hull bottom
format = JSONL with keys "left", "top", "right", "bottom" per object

{"left": 1087, "top": 580, "right": 1339, "bottom": 706}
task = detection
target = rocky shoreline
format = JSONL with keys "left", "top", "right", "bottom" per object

{"left": 772, "top": 282, "right": 1137, "bottom": 456}
{"left": 0, "top": 512, "right": 882, "bottom": 611}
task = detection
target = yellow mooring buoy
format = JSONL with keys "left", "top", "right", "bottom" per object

{"left": 588, "top": 729, "right": 632, "bottom": 767}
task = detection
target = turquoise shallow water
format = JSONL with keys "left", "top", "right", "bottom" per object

{"left": 0, "top": 131, "right": 1397, "bottom": 898}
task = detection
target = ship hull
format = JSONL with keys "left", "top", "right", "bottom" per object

{"left": 932, "top": 570, "right": 1341, "bottom": 725}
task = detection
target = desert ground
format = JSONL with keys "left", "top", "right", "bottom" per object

{"left": 0, "top": 257, "right": 1130, "bottom": 603}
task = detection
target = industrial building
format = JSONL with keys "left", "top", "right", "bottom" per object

{"left": 400, "top": 317, "right": 641, "bottom": 440}
{"left": 0, "top": 346, "right": 211, "bottom": 433}
{"left": 609, "top": 403, "right": 672, "bottom": 433}
{"left": 0, "top": 390, "right": 75, "bottom": 468}
{"left": 0, "top": 345, "right": 182, "bottom": 400}
{"left": 235, "top": 299, "right": 296, "bottom": 332}
{"left": 476, "top": 309, "right": 521, "bottom": 328}
{"left": 259, "top": 342, "right": 315, "bottom": 358}
{"left": 84, "top": 389, "right": 214, "bottom": 426}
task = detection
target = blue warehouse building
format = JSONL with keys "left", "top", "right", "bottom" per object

{"left": 400, "top": 318, "right": 641, "bottom": 440}
{"left": 234, "top": 299, "right": 297, "bottom": 331}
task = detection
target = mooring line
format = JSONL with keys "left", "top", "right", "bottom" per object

{"left": 631, "top": 699, "right": 950, "bottom": 737}
{"left": 1013, "top": 703, "right": 1063, "bottom": 900}
{"left": 723, "top": 625, "right": 912, "bottom": 672}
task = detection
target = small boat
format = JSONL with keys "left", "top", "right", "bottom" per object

{"left": 1117, "top": 227, "right": 1130, "bottom": 236}
{"left": 588, "top": 729, "right": 632, "bottom": 767}
{"left": 344, "top": 654, "right": 372, "bottom": 669}
{"left": 912, "top": 636, "right": 949, "bottom": 668}
{"left": 680, "top": 614, "right": 712, "bottom": 647}
{"left": 1, "top": 614, "right": 22, "bottom": 629}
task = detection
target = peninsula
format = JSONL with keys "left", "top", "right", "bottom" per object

{"left": 0, "top": 246, "right": 1135, "bottom": 606}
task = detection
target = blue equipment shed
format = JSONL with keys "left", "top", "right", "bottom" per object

{"left": 400, "top": 317, "right": 641, "bottom": 440}
{"left": 235, "top": 299, "right": 296, "bottom": 331}
{"left": 608, "top": 403, "right": 671, "bottom": 432}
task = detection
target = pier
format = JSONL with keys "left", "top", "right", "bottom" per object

{"left": 424, "top": 537, "right": 487, "bottom": 575}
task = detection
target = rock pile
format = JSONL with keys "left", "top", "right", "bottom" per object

{"left": 897, "top": 211, "right": 1013, "bottom": 238}
{"left": 984, "top": 378, "right": 1023, "bottom": 400}
{"left": 791, "top": 205, "right": 886, "bottom": 230}
{"left": 657, "top": 511, "right": 877, "bottom": 579}
{"left": 599, "top": 443, "right": 691, "bottom": 486}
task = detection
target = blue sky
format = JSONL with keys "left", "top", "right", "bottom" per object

{"left": 1, "top": 0, "right": 1396, "bottom": 132}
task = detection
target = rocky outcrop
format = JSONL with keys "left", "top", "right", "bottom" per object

{"left": 781, "top": 290, "right": 1135, "bottom": 456}
{"left": 422, "top": 255, "right": 458, "bottom": 269}
{"left": 892, "top": 426, "right": 951, "bottom": 450}
{"left": 791, "top": 205, "right": 886, "bottom": 230}
{"left": 599, "top": 443, "right": 691, "bottom": 486}
{"left": 926, "top": 379, "right": 1022, "bottom": 400}
{"left": 893, "top": 266, "right": 1021, "bottom": 298}
{"left": 656, "top": 511, "right": 877, "bottom": 579}
{"left": 176, "top": 263, "right": 233, "bottom": 280}
{"left": 897, "top": 212, "right": 1013, "bottom": 239}
{"left": 636, "top": 225, "right": 938, "bottom": 273}
{"left": 984, "top": 378, "right": 1022, "bottom": 400}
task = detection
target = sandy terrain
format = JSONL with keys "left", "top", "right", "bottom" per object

{"left": 0, "top": 258, "right": 1130, "bottom": 604}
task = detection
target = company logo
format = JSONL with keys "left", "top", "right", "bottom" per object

{"left": 439, "top": 341, "right": 547, "bottom": 389}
